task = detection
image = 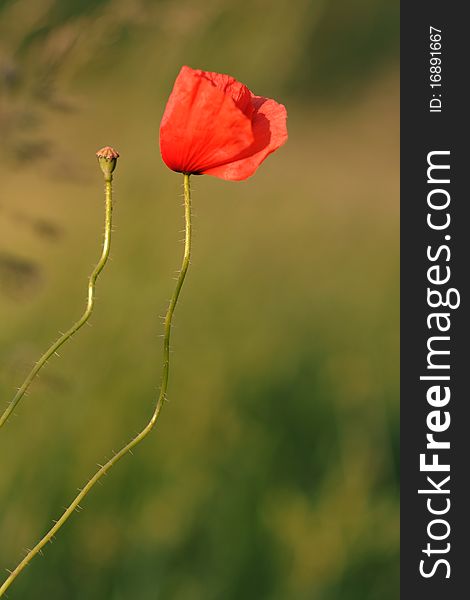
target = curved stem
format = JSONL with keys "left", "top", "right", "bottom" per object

{"left": 0, "top": 173, "right": 192, "bottom": 597}
{"left": 0, "top": 179, "right": 114, "bottom": 429}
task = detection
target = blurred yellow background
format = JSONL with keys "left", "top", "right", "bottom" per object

{"left": 0, "top": 1, "right": 399, "bottom": 598}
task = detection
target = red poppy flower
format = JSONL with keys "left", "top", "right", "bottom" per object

{"left": 159, "top": 66, "right": 288, "bottom": 181}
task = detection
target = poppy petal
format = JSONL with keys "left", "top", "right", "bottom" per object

{"left": 202, "top": 97, "right": 288, "bottom": 181}
{"left": 198, "top": 70, "right": 254, "bottom": 117}
{"left": 160, "top": 66, "right": 255, "bottom": 174}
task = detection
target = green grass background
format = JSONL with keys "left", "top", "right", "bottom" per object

{"left": 0, "top": 1, "right": 399, "bottom": 598}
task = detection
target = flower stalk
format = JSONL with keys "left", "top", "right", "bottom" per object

{"left": 0, "top": 147, "right": 119, "bottom": 429}
{"left": 0, "top": 173, "right": 192, "bottom": 597}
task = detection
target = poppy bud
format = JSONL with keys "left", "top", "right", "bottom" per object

{"left": 96, "top": 146, "right": 119, "bottom": 181}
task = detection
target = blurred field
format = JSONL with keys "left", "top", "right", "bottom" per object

{"left": 0, "top": 1, "right": 398, "bottom": 599}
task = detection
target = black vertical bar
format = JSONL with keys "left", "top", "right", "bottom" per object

{"left": 401, "top": 3, "right": 469, "bottom": 598}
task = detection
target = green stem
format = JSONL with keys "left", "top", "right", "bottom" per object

{"left": 0, "top": 178, "right": 114, "bottom": 429}
{"left": 0, "top": 173, "right": 192, "bottom": 597}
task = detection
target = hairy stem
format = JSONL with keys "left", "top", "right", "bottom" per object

{"left": 0, "top": 173, "right": 192, "bottom": 597}
{"left": 0, "top": 178, "right": 114, "bottom": 429}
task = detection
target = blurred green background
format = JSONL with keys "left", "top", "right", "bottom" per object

{"left": 0, "top": 0, "right": 399, "bottom": 598}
